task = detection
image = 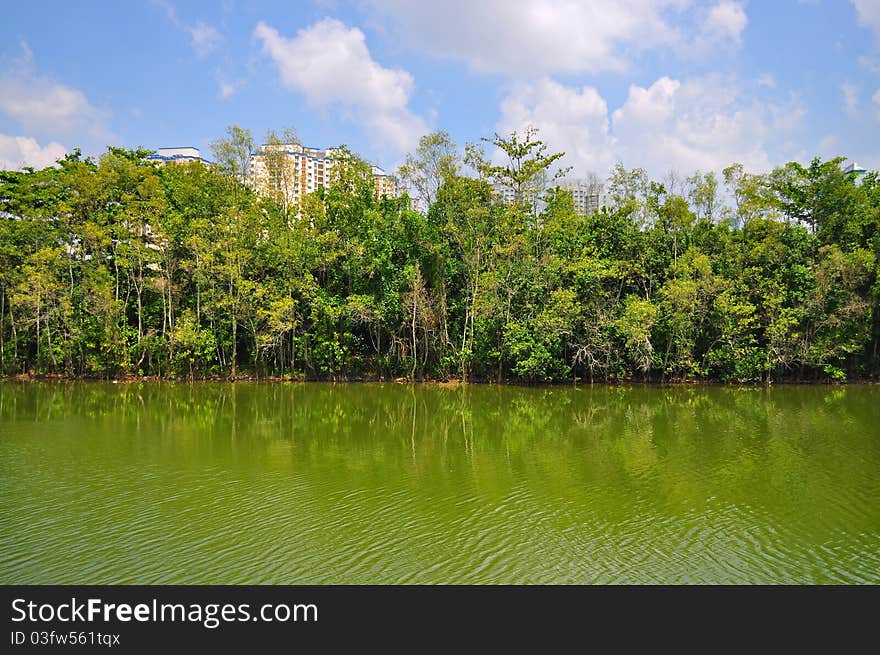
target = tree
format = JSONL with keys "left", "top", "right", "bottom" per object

{"left": 607, "top": 164, "right": 650, "bottom": 226}
{"left": 686, "top": 170, "right": 719, "bottom": 223}
{"left": 397, "top": 131, "right": 460, "bottom": 211}
{"left": 258, "top": 127, "right": 300, "bottom": 218}
{"left": 722, "top": 163, "right": 775, "bottom": 226}
{"left": 618, "top": 296, "right": 658, "bottom": 380}
{"left": 211, "top": 124, "right": 254, "bottom": 202}
{"left": 465, "top": 127, "right": 570, "bottom": 211}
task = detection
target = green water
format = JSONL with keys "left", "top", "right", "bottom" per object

{"left": 0, "top": 382, "right": 878, "bottom": 584}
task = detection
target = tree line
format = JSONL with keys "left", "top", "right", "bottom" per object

{"left": 1, "top": 126, "right": 878, "bottom": 383}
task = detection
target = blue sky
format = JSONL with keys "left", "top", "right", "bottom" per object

{"left": 1, "top": 0, "right": 879, "bottom": 180}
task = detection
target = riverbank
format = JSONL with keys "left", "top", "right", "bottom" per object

{"left": 3, "top": 372, "right": 877, "bottom": 385}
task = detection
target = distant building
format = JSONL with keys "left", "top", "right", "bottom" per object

{"left": 488, "top": 178, "right": 608, "bottom": 215}
{"left": 372, "top": 166, "right": 398, "bottom": 199}
{"left": 249, "top": 143, "right": 397, "bottom": 207}
{"left": 249, "top": 143, "right": 337, "bottom": 205}
{"left": 490, "top": 182, "right": 519, "bottom": 206}
{"left": 557, "top": 179, "right": 609, "bottom": 215}
{"left": 844, "top": 161, "right": 867, "bottom": 185}
{"left": 145, "top": 147, "right": 205, "bottom": 166}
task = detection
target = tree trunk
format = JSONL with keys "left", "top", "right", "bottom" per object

{"left": 411, "top": 294, "right": 418, "bottom": 381}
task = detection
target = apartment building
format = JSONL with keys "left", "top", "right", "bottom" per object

{"left": 372, "top": 166, "right": 398, "bottom": 198}
{"left": 489, "top": 178, "right": 607, "bottom": 215}
{"left": 249, "top": 143, "right": 397, "bottom": 206}
{"left": 145, "top": 147, "right": 205, "bottom": 166}
{"left": 490, "top": 182, "right": 519, "bottom": 206}
{"left": 557, "top": 179, "right": 609, "bottom": 215}
{"left": 844, "top": 162, "right": 867, "bottom": 185}
{"left": 249, "top": 143, "right": 338, "bottom": 206}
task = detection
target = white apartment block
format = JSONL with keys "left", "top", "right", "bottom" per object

{"left": 249, "top": 143, "right": 397, "bottom": 206}
{"left": 490, "top": 183, "right": 519, "bottom": 206}
{"left": 490, "top": 179, "right": 607, "bottom": 215}
{"left": 145, "top": 147, "right": 204, "bottom": 166}
{"left": 249, "top": 144, "right": 338, "bottom": 205}
{"left": 372, "top": 166, "right": 398, "bottom": 199}
{"left": 557, "top": 179, "right": 609, "bottom": 215}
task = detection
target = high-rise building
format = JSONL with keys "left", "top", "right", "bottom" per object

{"left": 844, "top": 162, "right": 867, "bottom": 185}
{"left": 490, "top": 182, "right": 519, "bottom": 206}
{"left": 490, "top": 178, "right": 608, "bottom": 215}
{"left": 145, "top": 147, "right": 205, "bottom": 166}
{"left": 372, "top": 166, "right": 398, "bottom": 198}
{"left": 249, "top": 143, "right": 397, "bottom": 207}
{"left": 249, "top": 143, "right": 338, "bottom": 206}
{"left": 557, "top": 179, "right": 608, "bottom": 215}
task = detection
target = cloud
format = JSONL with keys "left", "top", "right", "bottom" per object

{"left": 860, "top": 55, "right": 880, "bottom": 73}
{"left": 366, "top": 1, "right": 747, "bottom": 76}
{"left": 496, "top": 79, "right": 614, "bottom": 174}
{"left": 154, "top": 1, "right": 222, "bottom": 57}
{"left": 677, "top": 1, "right": 748, "bottom": 58}
{"left": 254, "top": 19, "right": 428, "bottom": 153}
{"left": 495, "top": 74, "right": 795, "bottom": 180}
{"left": 817, "top": 134, "right": 839, "bottom": 158}
{"left": 757, "top": 73, "right": 777, "bottom": 89}
{"left": 842, "top": 82, "right": 860, "bottom": 116}
{"left": 190, "top": 22, "right": 223, "bottom": 58}
{"left": 365, "top": 0, "right": 686, "bottom": 76}
{"left": 611, "top": 75, "right": 774, "bottom": 174}
{"left": 701, "top": 1, "right": 748, "bottom": 46}
{"left": 0, "top": 43, "right": 110, "bottom": 141}
{"left": 853, "top": 0, "right": 880, "bottom": 43}
{"left": 214, "top": 67, "right": 246, "bottom": 100}
{"left": 0, "top": 134, "right": 66, "bottom": 171}
{"left": 218, "top": 80, "right": 237, "bottom": 99}
{"left": 874, "top": 89, "right": 880, "bottom": 118}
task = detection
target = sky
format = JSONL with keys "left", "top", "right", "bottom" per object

{"left": 1, "top": 0, "right": 879, "bottom": 181}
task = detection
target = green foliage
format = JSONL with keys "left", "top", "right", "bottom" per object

{"left": 1, "top": 129, "right": 878, "bottom": 382}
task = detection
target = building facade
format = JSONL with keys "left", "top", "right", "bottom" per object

{"left": 249, "top": 143, "right": 397, "bottom": 207}
{"left": 249, "top": 143, "right": 338, "bottom": 206}
{"left": 490, "top": 178, "right": 608, "bottom": 215}
{"left": 557, "top": 179, "right": 609, "bottom": 215}
{"left": 372, "top": 166, "right": 398, "bottom": 198}
{"left": 844, "top": 162, "right": 867, "bottom": 185}
{"left": 145, "top": 147, "right": 204, "bottom": 166}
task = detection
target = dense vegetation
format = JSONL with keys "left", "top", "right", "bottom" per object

{"left": 1, "top": 127, "right": 879, "bottom": 383}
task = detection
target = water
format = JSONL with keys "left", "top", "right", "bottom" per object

{"left": 0, "top": 382, "right": 878, "bottom": 584}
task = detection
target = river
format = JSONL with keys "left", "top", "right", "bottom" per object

{"left": 1, "top": 382, "right": 878, "bottom": 583}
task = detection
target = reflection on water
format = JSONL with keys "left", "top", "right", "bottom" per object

{"left": 1, "top": 382, "right": 878, "bottom": 583}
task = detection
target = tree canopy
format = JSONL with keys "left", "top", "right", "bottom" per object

{"left": 1, "top": 128, "right": 878, "bottom": 383}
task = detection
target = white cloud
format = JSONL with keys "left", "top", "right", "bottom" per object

{"left": 365, "top": 0, "right": 690, "bottom": 76}
{"left": 757, "top": 73, "right": 777, "bottom": 89}
{"left": 874, "top": 88, "right": 880, "bottom": 117}
{"left": 0, "top": 44, "right": 109, "bottom": 140}
{"left": 494, "top": 74, "right": 793, "bottom": 180}
{"left": 215, "top": 67, "right": 245, "bottom": 100}
{"left": 842, "top": 82, "right": 859, "bottom": 116}
{"left": 678, "top": 1, "right": 748, "bottom": 58}
{"left": 612, "top": 75, "right": 773, "bottom": 174}
{"left": 853, "top": 0, "right": 880, "bottom": 43}
{"left": 860, "top": 55, "right": 880, "bottom": 73}
{"left": 702, "top": 1, "right": 748, "bottom": 46}
{"left": 218, "top": 80, "right": 237, "bottom": 99}
{"left": 367, "top": 1, "right": 748, "bottom": 76}
{"left": 0, "top": 134, "right": 66, "bottom": 170}
{"left": 496, "top": 79, "right": 614, "bottom": 175}
{"left": 0, "top": 77, "right": 94, "bottom": 133}
{"left": 254, "top": 19, "right": 428, "bottom": 153}
{"left": 190, "top": 22, "right": 222, "bottom": 58}
{"left": 154, "top": 1, "right": 223, "bottom": 57}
